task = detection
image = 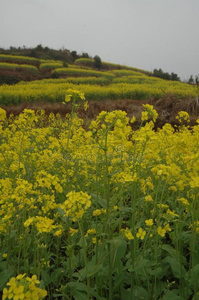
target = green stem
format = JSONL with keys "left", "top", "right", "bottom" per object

{"left": 78, "top": 220, "right": 90, "bottom": 299}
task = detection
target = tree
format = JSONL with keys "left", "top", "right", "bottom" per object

{"left": 81, "top": 52, "right": 90, "bottom": 58}
{"left": 36, "top": 44, "right": 43, "bottom": 51}
{"left": 153, "top": 68, "right": 180, "bottom": 81}
{"left": 71, "top": 51, "right": 79, "bottom": 61}
{"left": 93, "top": 55, "right": 101, "bottom": 70}
{"left": 171, "top": 72, "right": 180, "bottom": 81}
{"left": 188, "top": 75, "right": 194, "bottom": 84}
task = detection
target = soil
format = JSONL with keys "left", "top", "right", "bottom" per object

{"left": 1, "top": 94, "right": 199, "bottom": 129}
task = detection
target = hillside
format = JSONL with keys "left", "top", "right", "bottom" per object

{"left": 0, "top": 48, "right": 198, "bottom": 127}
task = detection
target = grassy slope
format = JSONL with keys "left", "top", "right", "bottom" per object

{"left": 0, "top": 53, "right": 198, "bottom": 127}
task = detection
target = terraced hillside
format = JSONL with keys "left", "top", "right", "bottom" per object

{"left": 0, "top": 53, "right": 198, "bottom": 126}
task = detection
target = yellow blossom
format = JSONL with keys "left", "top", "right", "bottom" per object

{"left": 145, "top": 219, "right": 154, "bottom": 226}
{"left": 3, "top": 287, "right": 13, "bottom": 300}
{"left": 93, "top": 209, "right": 102, "bottom": 216}
{"left": 136, "top": 228, "right": 146, "bottom": 240}
{"left": 69, "top": 227, "right": 78, "bottom": 236}
{"left": 85, "top": 228, "right": 96, "bottom": 237}
{"left": 54, "top": 229, "right": 63, "bottom": 237}
{"left": 157, "top": 226, "right": 166, "bottom": 237}
{"left": 130, "top": 116, "right": 136, "bottom": 123}
{"left": 121, "top": 227, "right": 134, "bottom": 240}
{"left": 178, "top": 197, "right": 189, "bottom": 206}
{"left": 13, "top": 285, "right": 24, "bottom": 300}
{"left": 145, "top": 195, "right": 153, "bottom": 202}
{"left": 164, "top": 223, "right": 172, "bottom": 232}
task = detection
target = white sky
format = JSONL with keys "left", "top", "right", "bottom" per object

{"left": 0, "top": 0, "right": 199, "bottom": 81}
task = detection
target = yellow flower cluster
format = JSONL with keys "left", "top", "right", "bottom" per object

{"left": 121, "top": 227, "right": 134, "bottom": 240}
{"left": 0, "top": 75, "right": 197, "bottom": 106}
{"left": 141, "top": 104, "right": 158, "bottom": 122}
{"left": 3, "top": 274, "right": 47, "bottom": 300}
{"left": 0, "top": 102, "right": 199, "bottom": 297}
{"left": 0, "top": 107, "right": 6, "bottom": 122}
{"left": 61, "top": 191, "right": 91, "bottom": 222}
{"left": 63, "top": 89, "right": 88, "bottom": 111}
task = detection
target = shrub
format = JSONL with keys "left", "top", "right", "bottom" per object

{"left": 93, "top": 55, "right": 102, "bottom": 70}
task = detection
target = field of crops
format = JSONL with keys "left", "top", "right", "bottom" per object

{"left": 0, "top": 54, "right": 197, "bottom": 107}
{"left": 0, "top": 53, "right": 199, "bottom": 299}
{"left": 0, "top": 62, "right": 39, "bottom": 73}
{"left": 0, "top": 91, "right": 199, "bottom": 299}
{"left": 0, "top": 76, "right": 197, "bottom": 106}
{"left": 0, "top": 54, "right": 40, "bottom": 66}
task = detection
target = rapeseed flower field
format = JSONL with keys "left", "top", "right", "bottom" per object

{"left": 0, "top": 91, "right": 199, "bottom": 299}
{"left": 0, "top": 53, "right": 197, "bottom": 105}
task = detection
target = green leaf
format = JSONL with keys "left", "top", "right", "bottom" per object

{"left": 191, "top": 243, "right": 199, "bottom": 265}
{"left": 146, "top": 266, "right": 163, "bottom": 278}
{"left": 113, "top": 271, "right": 125, "bottom": 291}
{"left": 68, "top": 282, "right": 99, "bottom": 299}
{"left": 0, "top": 262, "right": 15, "bottom": 289}
{"left": 189, "top": 264, "right": 199, "bottom": 285}
{"left": 73, "top": 290, "right": 88, "bottom": 300}
{"left": 192, "top": 293, "right": 199, "bottom": 300}
{"left": 51, "top": 268, "right": 64, "bottom": 285}
{"left": 57, "top": 207, "right": 65, "bottom": 217}
{"left": 132, "top": 286, "right": 148, "bottom": 300}
{"left": 121, "top": 286, "right": 148, "bottom": 300}
{"left": 110, "top": 239, "right": 127, "bottom": 272}
{"left": 52, "top": 294, "right": 64, "bottom": 298}
{"left": 9, "top": 230, "right": 17, "bottom": 239}
{"left": 91, "top": 193, "right": 107, "bottom": 209}
{"left": 163, "top": 256, "right": 186, "bottom": 279}
{"left": 41, "top": 269, "right": 52, "bottom": 285}
{"left": 130, "top": 258, "right": 149, "bottom": 275}
{"left": 78, "top": 261, "right": 103, "bottom": 279}
{"left": 161, "top": 244, "right": 177, "bottom": 257}
{"left": 67, "top": 282, "right": 87, "bottom": 292}
{"left": 162, "top": 290, "right": 185, "bottom": 300}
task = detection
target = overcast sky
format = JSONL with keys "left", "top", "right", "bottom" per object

{"left": 0, "top": 0, "right": 199, "bottom": 81}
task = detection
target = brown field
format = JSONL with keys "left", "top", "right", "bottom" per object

{"left": 1, "top": 94, "right": 199, "bottom": 129}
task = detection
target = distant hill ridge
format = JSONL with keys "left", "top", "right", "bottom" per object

{"left": 0, "top": 45, "right": 180, "bottom": 84}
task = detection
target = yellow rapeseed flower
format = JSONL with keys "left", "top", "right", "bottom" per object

{"left": 145, "top": 219, "right": 154, "bottom": 227}
{"left": 136, "top": 228, "right": 146, "bottom": 240}
{"left": 13, "top": 285, "right": 24, "bottom": 300}
{"left": 2, "top": 287, "right": 13, "bottom": 300}
{"left": 69, "top": 227, "right": 78, "bottom": 236}
{"left": 0, "top": 107, "right": 6, "bottom": 122}
{"left": 121, "top": 227, "right": 134, "bottom": 240}
{"left": 93, "top": 209, "right": 102, "bottom": 216}
{"left": 85, "top": 228, "right": 96, "bottom": 237}
{"left": 145, "top": 195, "right": 153, "bottom": 202}
{"left": 157, "top": 226, "right": 166, "bottom": 237}
{"left": 178, "top": 197, "right": 189, "bottom": 206}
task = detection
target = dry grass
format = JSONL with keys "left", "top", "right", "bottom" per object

{"left": 149, "top": 94, "right": 199, "bottom": 127}
{"left": 2, "top": 95, "right": 199, "bottom": 128}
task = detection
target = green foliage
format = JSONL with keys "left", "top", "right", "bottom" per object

{"left": 0, "top": 54, "right": 40, "bottom": 64}
{"left": 74, "top": 58, "right": 94, "bottom": 68}
{"left": 153, "top": 68, "right": 180, "bottom": 81}
{"left": 71, "top": 50, "right": 79, "bottom": 61}
{"left": 93, "top": 55, "right": 102, "bottom": 70}
{"left": 39, "top": 62, "right": 64, "bottom": 70}
{"left": 51, "top": 67, "right": 115, "bottom": 80}
{"left": 0, "top": 105, "right": 199, "bottom": 299}
{"left": 0, "top": 45, "right": 73, "bottom": 64}
{"left": 188, "top": 75, "right": 195, "bottom": 84}
{"left": 112, "top": 69, "right": 145, "bottom": 77}
{"left": 0, "top": 62, "right": 39, "bottom": 73}
{"left": 0, "top": 79, "right": 197, "bottom": 106}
